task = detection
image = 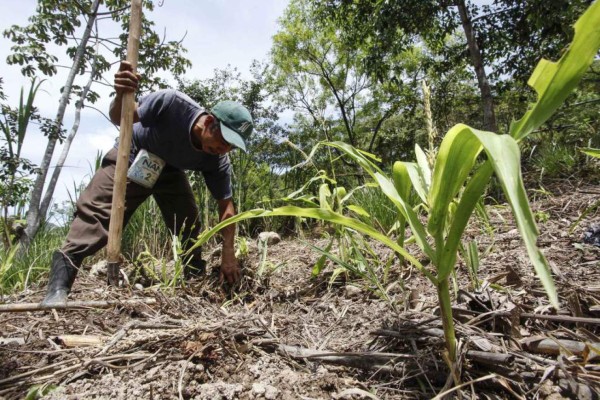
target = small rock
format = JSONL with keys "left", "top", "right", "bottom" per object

{"left": 265, "top": 385, "right": 278, "bottom": 400}
{"left": 258, "top": 232, "right": 281, "bottom": 246}
{"left": 344, "top": 285, "right": 362, "bottom": 297}
{"left": 583, "top": 223, "right": 600, "bottom": 247}
{"left": 252, "top": 383, "right": 266, "bottom": 395}
{"left": 89, "top": 260, "right": 108, "bottom": 277}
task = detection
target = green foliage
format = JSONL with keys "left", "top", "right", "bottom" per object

{"left": 25, "top": 383, "right": 57, "bottom": 400}
{"left": 509, "top": 2, "right": 600, "bottom": 141}
{"left": 270, "top": 0, "right": 412, "bottom": 159}
{"left": 461, "top": 241, "right": 480, "bottom": 291}
{"left": 189, "top": 2, "right": 600, "bottom": 363}
{"left": 3, "top": 0, "right": 191, "bottom": 92}
{"left": 122, "top": 198, "right": 171, "bottom": 262}
{"left": 0, "top": 78, "right": 56, "bottom": 246}
{"left": 0, "top": 224, "right": 67, "bottom": 293}
{"left": 531, "top": 144, "right": 578, "bottom": 179}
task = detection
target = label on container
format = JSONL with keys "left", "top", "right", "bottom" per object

{"left": 127, "top": 149, "right": 166, "bottom": 188}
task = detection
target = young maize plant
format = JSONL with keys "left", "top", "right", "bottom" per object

{"left": 190, "top": 2, "right": 600, "bottom": 362}
{"left": 283, "top": 169, "right": 392, "bottom": 298}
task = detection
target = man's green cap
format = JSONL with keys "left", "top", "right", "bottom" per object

{"left": 211, "top": 101, "right": 253, "bottom": 152}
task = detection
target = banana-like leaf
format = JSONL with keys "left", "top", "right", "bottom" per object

{"left": 428, "top": 124, "right": 483, "bottom": 239}
{"left": 581, "top": 147, "right": 600, "bottom": 159}
{"left": 510, "top": 1, "right": 600, "bottom": 141}
{"left": 192, "top": 206, "right": 435, "bottom": 283}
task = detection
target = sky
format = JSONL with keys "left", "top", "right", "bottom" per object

{"left": 0, "top": 0, "right": 289, "bottom": 218}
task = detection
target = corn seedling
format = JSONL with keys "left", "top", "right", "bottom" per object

{"left": 283, "top": 168, "right": 379, "bottom": 282}
{"left": 189, "top": 3, "right": 600, "bottom": 363}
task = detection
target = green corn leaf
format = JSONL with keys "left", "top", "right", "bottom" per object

{"left": 472, "top": 129, "right": 557, "bottom": 307}
{"left": 581, "top": 147, "right": 600, "bottom": 158}
{"left": 340, "top": 183, "right": 372, "bottom": 205}
{"left": 438, "top": 161, "right": 493, "bottom": 280}
{"left": 510, "top": 1, "right": 600, "bottom": 141}
{"left": 433, "top": 125, "right": 557, "bottom": 306}
{"left": 391, "top": 161, "right": 413, "bottom": 203}
{"left": 311, "top": 238, "right": 334, "bottom": 276}
{"left": 347, "top": 204, "right": 370, "bottom": 217}
{"left": 325, "top": 141, "right": 384, "bottom": 175}
{"left": 398, "top": 161, "right": 429, "bottom": 204}
{"left": 319, "top": 183, "right": 332, "bottom": 210}
{"left": 428, "top": 124, "right": 483, "bottom": 239}
{"left": 374, "top": 172, "right": 435, "bottom": 263}
{"left": 192, "top": 206, "right": 435, "bottom": 283}
{"left": 284, "top": 171, "right": 336, "bottom": 200}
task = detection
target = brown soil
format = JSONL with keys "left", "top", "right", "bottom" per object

{"left": 1, "top": 184, "right": 599, "bottom": 399}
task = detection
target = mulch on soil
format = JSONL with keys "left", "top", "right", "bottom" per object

{"left": 0, "top": 184, "right": 599, "bottom": 399}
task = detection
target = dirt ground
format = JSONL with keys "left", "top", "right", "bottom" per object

{"left": 1, "top": 183, "right": 599, "bottom": 399}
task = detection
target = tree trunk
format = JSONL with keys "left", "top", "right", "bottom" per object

{"left": 39, "top": 45, "right": 100, "bottom": 220}
{"left": 21, "top": 0, "right": 101, "bottom": 248}
{"left": 456, "top": 0, "right": 498, "bottom": 132}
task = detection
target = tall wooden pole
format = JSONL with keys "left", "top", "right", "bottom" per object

{"left": 107, "top": 0, "right": 143, "bottom": 286}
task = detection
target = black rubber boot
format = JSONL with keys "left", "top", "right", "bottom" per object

{"left": 41, "top": 251, "right": 79, "bottom": 307}
{"left": 184, "top": 258, "right": 207, "bottom": 279}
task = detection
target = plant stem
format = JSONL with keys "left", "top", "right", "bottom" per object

{"left": 437, "top": 277, "right": 457, "bottom": 361}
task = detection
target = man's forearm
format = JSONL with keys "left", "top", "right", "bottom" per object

{"left": 217, "top": 198, "right": 237, "bottom": 253}
{"left": 109, "top": 94, "right": 123, "bottom": 125}
{"left": 220, "top": 223, "right": 236, "bottom": 252}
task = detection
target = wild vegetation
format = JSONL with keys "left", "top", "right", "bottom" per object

{"left": 1, "top": 0, "right": 599, "bottom": 399}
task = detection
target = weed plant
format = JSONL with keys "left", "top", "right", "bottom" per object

{"left": 0, "top": 223, "right": 67, "bottom": 294}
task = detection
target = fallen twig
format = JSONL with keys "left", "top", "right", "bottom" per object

{"left": 96, "top": 319, "right": 184, "bottom": 356}
{"left": 521, "top": 338, "right": 600, "bottom": 360}
{"left": 268, "top": 343, "right": 415, "bottom": 372}
{"left": 0, "top": 298, "right": 157, "bottom": 313}
{"left": 453, "top": 308, "right": 600, "bottom": 325}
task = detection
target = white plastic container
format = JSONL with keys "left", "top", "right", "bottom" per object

{"left": 127, "top": 149, "right": 166, "bottom": 188}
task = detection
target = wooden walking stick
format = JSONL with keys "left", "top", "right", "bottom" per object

{"left": 107, "top": 0, "right": 143, "bottom": 286}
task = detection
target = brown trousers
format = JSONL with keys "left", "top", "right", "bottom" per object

{"left": 62, "top": 148, "right": 201, "bottom": 265}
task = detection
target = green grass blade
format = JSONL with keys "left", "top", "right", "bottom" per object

{"left": 510, "top": 1, "right": 600, "bottom": 141}
{"left": 347, "top": 204, "right": 370, "bottom": 217}
{"left": 324, "top": 141, "right": 384, "bottom": 175}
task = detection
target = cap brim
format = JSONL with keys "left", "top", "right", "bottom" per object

{"left": 220, "top": 122, "right": 247, "bottom": 152}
